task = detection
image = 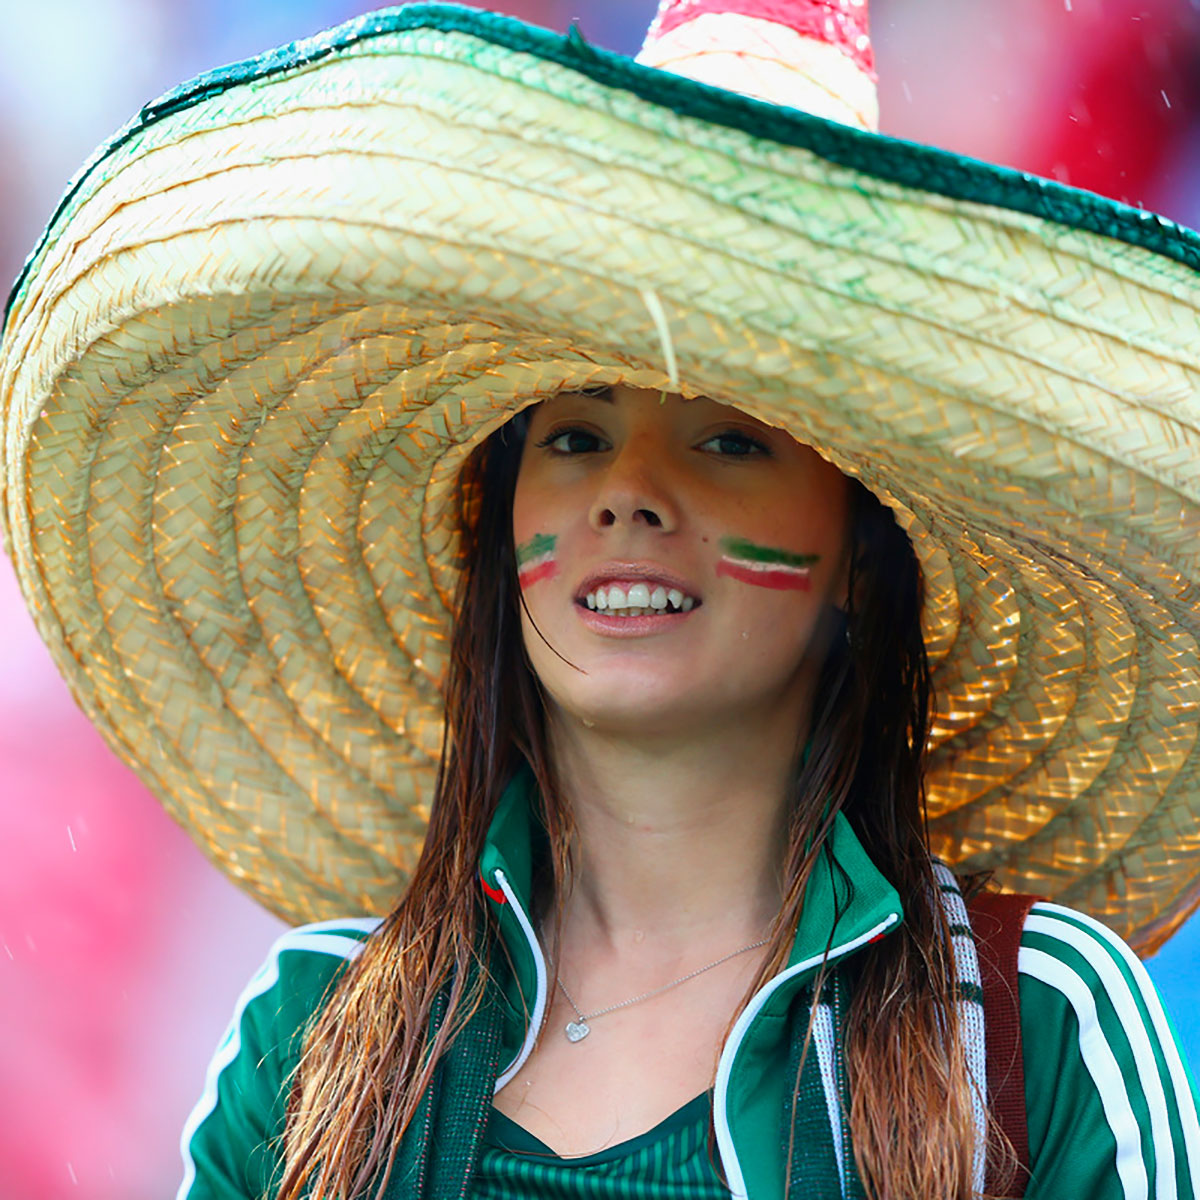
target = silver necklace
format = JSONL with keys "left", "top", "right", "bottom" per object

{"left": 554, "top": 938, "right": 769, "bottom": 1043}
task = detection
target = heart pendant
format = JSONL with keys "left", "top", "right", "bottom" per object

{"left": 564, "top": 1020, "right": 590, "bottom": 1043}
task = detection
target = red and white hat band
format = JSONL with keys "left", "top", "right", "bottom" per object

{"left": 637, "top": 0, "right": 879, "bottom": 131}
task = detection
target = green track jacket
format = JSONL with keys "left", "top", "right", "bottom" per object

{"left": 178, "top": 771, "right": 1200, "bottom": 1199}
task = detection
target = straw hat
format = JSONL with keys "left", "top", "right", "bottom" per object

{"left": 2, "top": 1, "right": 1198, "bottom": 951}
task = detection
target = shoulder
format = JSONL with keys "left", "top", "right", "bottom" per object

{"left": 1018, "top": 900, "right": 1147, "bottom": 996}
{"left": 1014, "top": 902, "right": 1200, "bottom": 1199}
{"left": 234, "top": 916, "right": 385, "bottom": 1056}
{"left": 177, "top": 917, "right": 384, "bottom": 1199}
{"left": 256, "top": 916, "right": 384, "bottom": 992}
{"left": 1015, "top": 900, "right": 1187, "bottom": 1104}
{"left": 196, "top": 913, "right": 384, "bottom": 1097}
{"left": 1015, "top": 900, "right": 1198, "bottom": 1095}
{"left": 1016, "top": 900, "right": 1180, "bottom": 1057}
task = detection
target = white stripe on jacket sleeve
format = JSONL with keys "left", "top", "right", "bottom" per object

{"left": 1025, "top": 910, "right": 1178, "bottom": 1199}
{"left": 1018, "top": 945, "right": 1148, "bottom": 1200}
{"left": 1034, "top": 902, "right": 1200, "bottom": 1197}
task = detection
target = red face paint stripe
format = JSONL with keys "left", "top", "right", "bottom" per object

{"left": 717, "top": 559, "right": 812, "bottom": 591}
{"left": 518, "top": 559, "right": 558, "bottom": 588}
{"left": 645, "top": 0, "right": 875, "bottom": 76}
{"left": 480, "top": 875, "right": 507, "bottom": 904}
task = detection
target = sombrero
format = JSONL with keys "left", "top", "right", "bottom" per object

{"left": 2, "top": 0, "right": 1198, "bottom": 951}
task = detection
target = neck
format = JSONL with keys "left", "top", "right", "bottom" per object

{"left": 546, "top": 713, "right": 801, "bottom": 960}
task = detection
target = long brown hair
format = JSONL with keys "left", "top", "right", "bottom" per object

{"left": 275, "top": 410, "right": 1002, "bottom": 1200}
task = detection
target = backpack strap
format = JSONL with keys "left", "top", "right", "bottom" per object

{"left": 931, "top": 863, "right": 989, "bottom": 1194}
{"left": 967, "top": 891, "right": 1041, "bottom": 1198}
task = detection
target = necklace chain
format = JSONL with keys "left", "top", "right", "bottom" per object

{"left": 554, "top": 937, "right": 769, "bottom": 1043}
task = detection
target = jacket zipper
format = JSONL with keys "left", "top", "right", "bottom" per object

{"left": 492, "top": 867, "right": 549, "bottom": 1092}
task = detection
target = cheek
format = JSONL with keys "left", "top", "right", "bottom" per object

{"left": 512, "top": 464, "right": 563, "bottom": 591}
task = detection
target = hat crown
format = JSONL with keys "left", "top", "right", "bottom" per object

{"left": 636, "top": 0, "right": 879, "bottom": 131}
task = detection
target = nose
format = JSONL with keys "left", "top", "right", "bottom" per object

{"left": 588, "top": 440, "right": 679, "bottom": 532}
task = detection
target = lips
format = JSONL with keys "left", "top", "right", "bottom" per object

{"left": 575, "top": 604, "right": 695, "bottom": 634}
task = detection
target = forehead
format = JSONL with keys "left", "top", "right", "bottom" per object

{"left": 538, "top": 384, "right": 765, "bottom": 422}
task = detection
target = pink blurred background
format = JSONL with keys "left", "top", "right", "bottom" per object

{"left": 3, "top": 2, "right": 1199, "bottom": 1196}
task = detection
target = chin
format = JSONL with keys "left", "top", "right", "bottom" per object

{"left": 558, "top": 685, "right": 732, "bottom": 741}
{"left": 566, "top": 707, "right": 695, "bottom": 741}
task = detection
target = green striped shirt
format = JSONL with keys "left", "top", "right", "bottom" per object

{"left": 475, "top": 1093, "right": 728, "bottom": 1199}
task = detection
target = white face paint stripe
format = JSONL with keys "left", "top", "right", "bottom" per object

{"left": 176, "top": 924, "right": 379, "bottom": 1199}
{"left": 713, "top": 913, "right": 899, "bottom": 1200}
{"left": 719, "top": 556, "right": 810, "bottom": 574}
{"left": 1033, "top": 902, "right": 1200, "bottom": 1196}
{"left": 492, "top": 868, "right": 548, "bottom": 1093}
{"left": 1018, "top": 946, "right": 1149, "bottom": 1200}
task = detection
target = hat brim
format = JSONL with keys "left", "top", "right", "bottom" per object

{"left": 3, "top": 4, "right": 1198, "bottom": 949}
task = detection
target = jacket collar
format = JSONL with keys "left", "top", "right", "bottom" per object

{"left": 476, "top": 764, "right": 549, "bottom": 1089}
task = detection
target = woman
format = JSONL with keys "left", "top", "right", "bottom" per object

{"left": 2, "top": 2, "right": 1198, "bottom": 1199}
{"left": 178, "top": 383, "right": 1197, "bottom": 1200}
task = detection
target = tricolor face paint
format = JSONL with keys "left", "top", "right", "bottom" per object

{"left": 516, "top": 532, "right": 558, "bottom": 588}
{"left": 716, "top": 537, "right": 819, "bottom": 591}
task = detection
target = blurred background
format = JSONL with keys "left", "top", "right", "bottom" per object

{"left": 2, "top": 1, "right": 1200, "bottom": 1196}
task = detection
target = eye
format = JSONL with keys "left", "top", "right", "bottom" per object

{"left": 699, "top": 429, "right": 771, "bottom": 457}
{"left": 534, "top": 426, "right": 609, "bottom": 455}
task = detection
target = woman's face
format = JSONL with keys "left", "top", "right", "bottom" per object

{"left": 511, "top": 385, "right": 851, "bottom": 741}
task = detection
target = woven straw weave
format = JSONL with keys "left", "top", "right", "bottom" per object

{"left": 2, "top": 11, "right": 1198, "bottom": 949}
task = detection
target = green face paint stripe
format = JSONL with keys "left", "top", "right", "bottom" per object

{"left": 515, "top": 533, "right": 557, "bottom": 565}
{"left": 719, "top": 538, "right": 820, "bottom": 569}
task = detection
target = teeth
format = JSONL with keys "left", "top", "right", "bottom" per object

{"left": 583, "top": 583, "right": 699, "bottom": 613}
{"left": 626, "top": 583, "right": 651, "bottom": 608}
